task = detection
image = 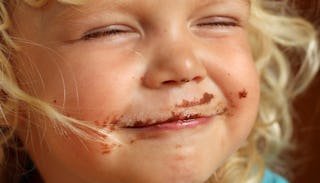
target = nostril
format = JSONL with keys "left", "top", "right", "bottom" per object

{"left": 192, "top": 76, "right": 203, "bottom": 83}
{"left": 162, "top": 80, "right": 178, "bottom": 85}
{"left": 162, "top": 77, "right": 202, "bottom": 85}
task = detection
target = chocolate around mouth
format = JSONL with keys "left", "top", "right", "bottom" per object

{"left": 123, "top": 107, "right": 227, "bottom": 129}
{"left": 175, "top": 92, "right": 214, "bottom": 108}
{"left": 125, "top": 113, "right": 206, "bottom": 128}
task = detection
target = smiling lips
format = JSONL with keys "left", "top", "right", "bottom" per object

{"left": 125, "top": 113, "right": 213, "bottom": 129}
{"left": 120, "top": 94, "right": 227, "bottom": 129}
{"left": 97, "top": 92, "right": 227, "bottom": 130}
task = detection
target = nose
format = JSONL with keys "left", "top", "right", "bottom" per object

{"left": 142, "top": 36, "right": 207, "bottom": 89}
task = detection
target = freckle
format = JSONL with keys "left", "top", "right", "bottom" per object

{"left": 94, "top": 120, "right": 100, "bottom": 127}
{"left": 226, "top": 110, "right": 234, "bottom": 117}
{"left": 53, "top": 99, "right": 57, "bottom": 103}
{"left": 238, "top": 89, "right": 248, "bottom": 99}
{"left": 174, "top": 155, "right": 185, "bottom": 161}
{"left": 140, "top": 76, "right": 145, "bottom": 82}
{"left": 130, "top": 139, "right": 136, "bottom": 144}
{"left": 175, "top": 144, "right": 182, "bottom": 148}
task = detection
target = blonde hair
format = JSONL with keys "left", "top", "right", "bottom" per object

{"left": 0, "top": 0, "right": 319, "bottom": 183}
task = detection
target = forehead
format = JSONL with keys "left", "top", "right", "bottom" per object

{"left": 43, "top": 0, "right": 249, "bottom": 21}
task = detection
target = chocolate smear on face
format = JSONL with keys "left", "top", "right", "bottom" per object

{"left": 175, "top": 92, "right": 214, "bottom": 108}
{"left": 100, "top": 143, "right": 117, "bottom": 155}
{"left": 128, "top": 112, "right": 204, "bottom": 128}
{"left": 238, "top": 89, "right": 248, "bottom": 99}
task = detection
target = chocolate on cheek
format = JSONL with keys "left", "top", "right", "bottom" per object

{"left": 92, "top": 115, "right": 123, "bottom": 155}
{"left": 238, "top": 89, "right": 248, "bottom": 99}
{"left": 99, "top": 143, "right": 119, "bottom": 155}
{"left": 225, "top": 88, "right": 249, "bottom": 117}
{"left": 93, "top": 115, "right": 120, "bottom": 132}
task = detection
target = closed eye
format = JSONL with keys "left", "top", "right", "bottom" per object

{"left": 196, "top": 16, "right": 239, "bottom": 28}
{"left": 81, "top": 25, "right": 135, "bottom": 41}
{"left": 197, "top": 20, "right": 238, "bottom": 27}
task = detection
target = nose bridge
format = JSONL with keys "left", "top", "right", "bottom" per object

{"left": 142, "top": 26, "right": 207, "bottom": 89}
{"left": 150, "top": 2, "right": 192, "bottom": 61}
{"left": 158, "top": 32, "right": 195, "bottom": 66}
{"left": 158, "top": 37, "right": 199, "bottom": 76}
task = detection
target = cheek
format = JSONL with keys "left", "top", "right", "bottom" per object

{"left": 13, "top": 50, "right": 63, "bottom": 98}
{"left": 204, "top": 43, "right": 260, "bottom": 143}
{"left": 51, "top": 49, "right": 145, "bottom": 121}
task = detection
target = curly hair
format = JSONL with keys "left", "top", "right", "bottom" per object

{"left": 0, "top": 0, "right": 319, "bottom": 183}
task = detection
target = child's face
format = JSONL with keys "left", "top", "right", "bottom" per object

{"left": 13, "top": 0, "right": 259, "bottom": 183}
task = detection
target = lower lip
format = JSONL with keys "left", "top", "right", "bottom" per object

{"left": 127, "top": 116, "right": 213, "bottom": 131}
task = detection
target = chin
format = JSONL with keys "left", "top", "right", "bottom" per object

{"left": 140, "top": 155, "right": 217, "bottom": 183}
{"left": 165, "top": 169, "right": 214, "bottom": 183}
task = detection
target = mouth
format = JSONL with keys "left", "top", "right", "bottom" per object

{"left": 98, "top": 94, "right": 228, "bottom": 131}
{"left": 121, "top": 106, "right": 227, "bottom": 130}
{"left": 125, "top": 113, "right": 212, "bottom": 129}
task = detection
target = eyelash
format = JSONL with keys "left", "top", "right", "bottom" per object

{"left": 197, "top": 21, "right": 238, "bottom": 27}
{"left": 195, "top": 16, "right": 239, "bottom": 28}
{"left": 82, "top": 27, "right": 132, "bottom": 40}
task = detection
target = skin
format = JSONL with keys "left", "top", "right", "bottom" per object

{"left": 11, "top": 0, "right": 259, "bottom": 183}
